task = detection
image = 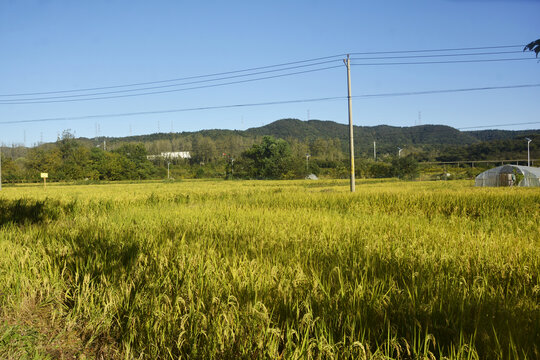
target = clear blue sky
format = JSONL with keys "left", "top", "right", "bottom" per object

{"left": 1, "top": 0, "right": 539, "bottom": 146}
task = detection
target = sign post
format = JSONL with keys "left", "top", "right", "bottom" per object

{"left": 41, "top": 173, "right": 48, "bottom": 189}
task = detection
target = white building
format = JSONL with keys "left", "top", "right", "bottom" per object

{"left": 147, "top": 151, "right": 191, "bottom": 160}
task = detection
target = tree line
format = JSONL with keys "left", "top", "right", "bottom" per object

{"left": 1, "top": 120, "right": 537, "bottom": 183}
{"left": 1, "top": 131, "right": 422, "bottom": 183}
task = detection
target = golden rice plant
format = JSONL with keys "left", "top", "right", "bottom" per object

{"left": 0, "top": 179, "right": 538, "bottom": 359}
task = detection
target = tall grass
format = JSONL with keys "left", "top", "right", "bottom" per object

{"left": 0, "top": 179, "right": 538, "bottom": 359}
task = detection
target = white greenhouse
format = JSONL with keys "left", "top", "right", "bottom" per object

{"left": 475, "top": 165, "right": 540, "bottom": 187}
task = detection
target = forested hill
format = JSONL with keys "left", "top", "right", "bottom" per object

{"left": 96, "top": 118, "right": 537, "bottom": 155}
{"left": 245, "top": 119, "right": 478, "bottom": 147}
{"left": 103, "top": 118, "right": 536, "bottom": 148}
{"left": 464, "top": 129, "right": 539, "bottom": 142}
{"left": 8, "top": 118, "right": 535, "bottom": 161}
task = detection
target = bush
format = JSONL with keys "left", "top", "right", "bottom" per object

{"left": 392, "top": 156, "right": 419, "bottom": 180}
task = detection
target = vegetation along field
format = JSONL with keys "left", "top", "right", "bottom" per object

{"left": 0, "top": 179, "right": 539, "bottom": 359}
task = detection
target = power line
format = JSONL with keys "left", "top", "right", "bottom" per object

{"left": 0, "top": 60, "right": 340, "bottom": 102}
{"left": 350, "top": 50, "right": 523, "bottom": 60}
{"left": 0, "top": 65, "right": 342, "bottom": 105}
{"left": 6, "top": 51, "right": 523, "bottom": 102}
{"left": 2, "top": 83, "right": 538, "bottom": 126}
{"left": 458, "top": 122, "right": 540, "bottom": 130}
{"left": 421, "top": 158, "right": 538, "bottom": 165}
{"left": 4, "top": 56, "right": 535, "bottom": 105}
{"left": 352, "top": 83, "right": 540, "bottom": 98}
{"left": 0, "top": 97, "right": 345, "bottom": 125}
{"left": 349, "top": 44, "right": 522, "bottom": 55}
{"left": 0, "top": 44, "right": 525, "bottom": 97}
{"left": 351, "top": 57, "right": 536, "bottom": 66}
{"left": 0, "top": 54, "right": 347, "bottom": 97}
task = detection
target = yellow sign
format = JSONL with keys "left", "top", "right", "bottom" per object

{"left": 40, "top": 173, "right": 48, "bottom": 178}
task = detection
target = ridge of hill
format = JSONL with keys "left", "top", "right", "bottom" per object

{"left": 99, "top": 118, "right": 540, "bottom": 145}
{"left": 245, "top": 119, "right": 480, "bottom": 147}
{"left": 98, "top": 118, "right": 537, "bottom": 147}
{"left": 13, "top": 118, "right": 537, "bottom": 159}
{"left": 85, "top": 118, "right": 538, "bottom": 147}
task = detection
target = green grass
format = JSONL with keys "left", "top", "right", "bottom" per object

{"left": 0, "top": 179, "right": 538, "bottom": 359}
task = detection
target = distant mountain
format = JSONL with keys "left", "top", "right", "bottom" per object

{"left": 246, "top": 119, "right": 478, "bottom": 144}
{"left": 245, "top": 119, "right": 481, "bottom": 154}
{"left": 81, "top": 118, "right": 537, "bottom": 144}
{"left": 465, "top": 129, "right": 538, "bottom": 142}
{"left": 47, "top": 118, "right": 540, "bottom": 158}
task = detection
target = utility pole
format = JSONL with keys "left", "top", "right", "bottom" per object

{"left": 344, "top": 54, "right": 355, "bottom": 192}
{"left": 526, "top": 137, "right": 532, "bottom": 166}
{"left": 306, "top": 154, "right": 310, "bottom": 173}
{"left": 373, "top": 141, "right": 376, "bottom": 161}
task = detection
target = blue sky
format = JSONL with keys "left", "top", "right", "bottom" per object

{"left": 0, "top": 0, "right": 539, "bottom": 146}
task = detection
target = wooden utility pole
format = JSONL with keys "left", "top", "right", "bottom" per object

{"left": 344, "top": 54, "right": 355, "bottom": 192}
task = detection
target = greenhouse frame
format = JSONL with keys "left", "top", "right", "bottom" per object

{"left": 475, "top": 165, "right": 540, "bottom": 187}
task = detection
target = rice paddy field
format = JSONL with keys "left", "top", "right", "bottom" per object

{"left": 0, "top": 179, "right": 539, "bottom": 359}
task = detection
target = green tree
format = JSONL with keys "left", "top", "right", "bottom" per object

{"left": 94, "top": 151, "right": 126, "bottom": 180}
{"left": 113, "top": 143, "right": 155, "bottom": 179}
{"left": 392, "top": 155, "right": 419, "bottom": 180}
{"left": 0, "top": 154, "right": 17, "bottom": 183}
{"left": 56, "top": 130, "right": 90, "bottom": 180}
{"left": 310, "top": 138, "right": 328, "bottom": 157}
{"left": 524, "top": 39, "right": 540, "bottom": 57}
{"left": 237, "top": 136, "right": 297, "bottom": 179}
{"left": 369, "top": 161, "right": 393, "bottom": 178}
{"left": 192, "top": 135, "right": 217, "bottom": 163}
{"left": 114, "top": 143, "right": 148, "bottom": 164}
{"left": 25, "top": 146, "right": 62, "bottom": 181}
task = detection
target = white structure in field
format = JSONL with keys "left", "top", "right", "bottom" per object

{"left": 147, "top": 151, "right": 191, "bottom": 160}
{"left": 475, "top": 165, "right": 540, "bottom": 187}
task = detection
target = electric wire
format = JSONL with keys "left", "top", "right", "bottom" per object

{"left": 0, "top": 96, "right": 345, "bottom": 125}
{"left": 0, "top": 65, "right": 343, "bottom": 105}
{"left": 0, "top": 44, "right": 525, "bottom": 98}
{"left": 2, "top": 83, "right": 538, "bottom": 125}
{"left": 350, "top": 50, "right": 524, "bottom": 60}
{"left": 458, "top": 122, "right": 540, "bottom": 130}
{"left": 351, "top": 58, "right": 536, "bottom": 66}
{"left": 352, "top": 83, "right": 540, "bottom": 98}
{"left": 2, "top": 55, "right": 535, "bottom": 105}
{"left": 0, "top": 54, "right": 347, "bottom": 97}
{"left": 3, "top": 51, "right": 526, "bottom": 103}
{"left": 0, "top": 60, "right": 340, "bottom": 102}
{"left": 349, "top": 44, "right": 522, "bottom": 55}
